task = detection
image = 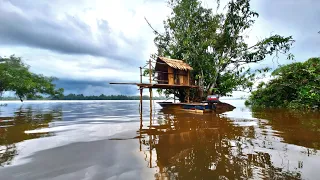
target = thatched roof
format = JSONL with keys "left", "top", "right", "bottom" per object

{"left": 157, "top": 57, "right": 193, "bottom": 71}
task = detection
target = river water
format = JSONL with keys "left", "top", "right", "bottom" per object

{"left": 0, "top": 100, "right": 319, "bottom": 179}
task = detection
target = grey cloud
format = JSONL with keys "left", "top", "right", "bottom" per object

{"left": 0, "top": 7, "right": 108, "bottom": 56}
{"left": 234, "top": 0, "right": 320, "bottom": 74}
{"left": 258, "top": 0, "right": 320, "bottom": 29}
{"left": 0, "top": 0, "right": 155, "bottom": 96}
{"left": 0, "top": 0, "right": 144, "bottom": 65}
{"left": 257, "top": 0, "right": 320, "bottom": 59}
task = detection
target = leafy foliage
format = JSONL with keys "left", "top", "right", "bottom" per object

{"left": 149, "top": 0, "right": 294, "bottom": 101}
{"left": 246, "top": 57, "right": 320, "bottom": 109}
{"left": 0, "top": 55, "right": 64, "bottom": 101}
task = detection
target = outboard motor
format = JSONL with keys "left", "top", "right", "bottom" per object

{"left": 207, "top": 95, "right": 220, "bottom": 103}
{"left": 206, "top": 94, "right": 220, "bottom": 110}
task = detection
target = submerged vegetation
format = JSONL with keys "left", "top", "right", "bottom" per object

{"left": 149, "top": 0, "right": 294, "bottom": 101}
{"left": 0, "top": 55, "right": 64, "bottom": 102}
{"left": 246, "top": 58, "right": 320, "bottom": 109}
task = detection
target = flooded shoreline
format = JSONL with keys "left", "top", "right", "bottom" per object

{"left": 0, "top": 100, "right": 319, "bottom": 179}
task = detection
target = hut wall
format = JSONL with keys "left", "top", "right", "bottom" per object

{"left": 167, "top": 67, "right": 191, "bottom": 85}
{"left": 157, "top": 72, "right": 168, "bottom": 84}
{"left": 177, "top": 70, "right": 189, "bottom": 85}
{"left": 155, "top": 60, "right": 169, "bottom": 84}
{"left": 168, "top": 67, "right": 174, "bottom": 85}
{"left": 179, "top": 70, "right": 184, "bottom": 85}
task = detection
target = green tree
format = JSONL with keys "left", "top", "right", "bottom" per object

{"left": 148, "top": 0, "right": 294, "bottom": 102}
{"left": 0, "top": 55, "right": 64, "bottom": 101}
{"left": 246, "top": 57, "right": 320, "bottom": 109}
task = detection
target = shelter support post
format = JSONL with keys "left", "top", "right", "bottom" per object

{"left": 148, "top": 59, "right": 153, "bottom": 168}
{"left": 140, "top": 87, "right": 143, "bottom": 128}
{"left": 148, "top": 59, "right": 152, "bottom": 123}
{"left": 149, "top": 88, "right": 152, "bottom": 121}
{"left": 139, "top": 67, "right": 142, "bottom": 83}
{"left": 187, "top": 88, "right": 190, "bottom": 103}
{"left": 148, "top": 88, "right": 153, "bottom": 168}
{"left": 139, "top": 89, "right": 142, "bottom": 152}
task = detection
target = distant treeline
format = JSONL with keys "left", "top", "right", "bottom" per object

{"left": 1, "top": 94, "right": 167, "bottom": 101}
{"left": 55, "top": 94, "right": 166, "bottom": 100}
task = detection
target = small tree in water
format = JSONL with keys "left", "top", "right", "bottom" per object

{"left": 148, "top": 0, "right": 294, "bottom": 102}
{"left": 0, "top": 55, "right": 64, "bottom": 102}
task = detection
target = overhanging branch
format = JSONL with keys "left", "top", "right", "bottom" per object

{"left": 144, "top": 17, "right": 162, "bottom": 36}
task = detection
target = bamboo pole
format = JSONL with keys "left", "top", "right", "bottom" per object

{"left": 149, "top": 88, "right": 152, "bottom": 117}
{"left": 139, "top": 66, "right": 144, "bottom": 152}
{"left": 140, "top": 67, "right": 142, "bottom": 83}
{"left": 148, "top": 59, "right": 153, "bottom": 168}
{"left": 148, "top": 59, "right": 153, "bottom": 126}
{"left": 140, "top": 87, "right": 143, "bottom": 127}
{"left": 149, "top": 135, "right": 152, "bottom": 168}
{"left": 139, "top": 90, "right": 142, "bottom": 152}
{"left": 149, "top": 59, "right": 152, "bottom": 84}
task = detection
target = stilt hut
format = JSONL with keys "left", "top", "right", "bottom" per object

{"left": 155, "top": 57, "right": 193, "bottom": 86}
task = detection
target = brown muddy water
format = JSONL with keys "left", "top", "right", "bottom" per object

{"left": 0, "top": 100, "right": 319, "bottom": 180}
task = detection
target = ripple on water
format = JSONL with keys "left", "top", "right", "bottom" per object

{"left": 229, "top": 118, "right": 258, "bottom": 127}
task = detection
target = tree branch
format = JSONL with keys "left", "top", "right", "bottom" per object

{"left": 144, "top": 17, "right": 162, "bottom": 36}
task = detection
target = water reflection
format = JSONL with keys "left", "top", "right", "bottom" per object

{"left": 0, "top": 105, "right": 62, "bottom": 166}
{"left": 252, "top": 109, "right": 320, "bottom": 150}
{"left": 0, "top": 101, "right": 319, "bottom": 179}
{"left": 139, "top": 108, "right": 320, "bottom": 179}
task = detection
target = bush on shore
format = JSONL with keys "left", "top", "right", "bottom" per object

{"left": 245, "top": 57, "right": 320, "bottom": 110}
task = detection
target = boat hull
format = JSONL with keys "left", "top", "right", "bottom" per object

{"left": 157, "top": 101, "right": 235, "bottom": 113}
{"left": 157, "top": 102, "right": 214, "bottom": 113}
{"left": 157, "top": 102, "right": 183, "bottom": 109}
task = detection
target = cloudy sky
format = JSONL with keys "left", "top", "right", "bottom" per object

{"left": 0, "top": 0, "right": 319, "bottom": 97}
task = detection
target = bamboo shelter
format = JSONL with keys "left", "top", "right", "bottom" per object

{"left": 110, "top": 56, "right": 199, "bottom": 117}
{"left": 110, "top": 57, "right": 197, "bottom": 88}
{"left": 155, "top": 57, "right": 193, "bottom": 86}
